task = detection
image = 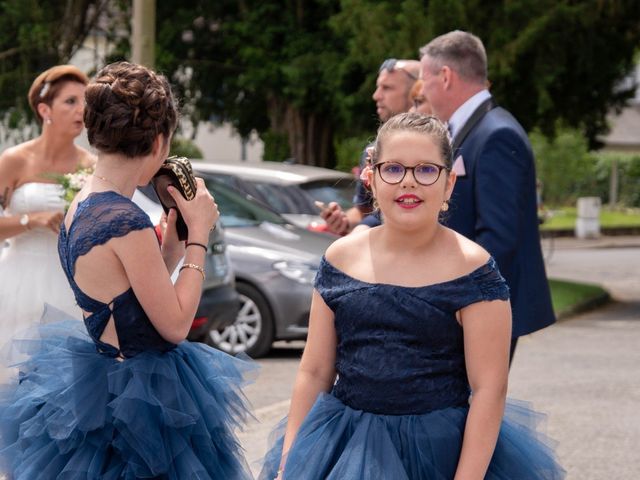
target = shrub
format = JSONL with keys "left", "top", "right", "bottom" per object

{"left": 334, "top": 135, "right": 372, "bottom": 173}
{"left": 170, "top": 136, "right": 204, "bottom": 159}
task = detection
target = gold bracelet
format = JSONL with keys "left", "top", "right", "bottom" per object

{"left": 179, "top": 263, "right": 205, "bottom": 281}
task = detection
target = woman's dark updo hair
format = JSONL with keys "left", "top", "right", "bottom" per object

{"left": 84, "top": 61, "right": 178, "bottom": 157}
{"left": 370, "top": 112, "right": 453, "bottom": 169}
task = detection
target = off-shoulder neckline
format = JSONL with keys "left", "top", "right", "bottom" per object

{"left": 320, "top": 255, "right": 496, "bottom": 290}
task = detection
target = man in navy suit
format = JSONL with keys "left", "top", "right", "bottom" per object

{"left": 420, "top": 31, "right": 555, "bottom": 360}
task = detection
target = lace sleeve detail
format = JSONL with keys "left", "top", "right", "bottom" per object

{"left": 469, "top": 257, "right": 510, "bottom": 302}
{"left": 314, "top": 256, "right": 346, "bottom": 310}
{"left": 68, "top": 192, "right": 154, "bottom": 268}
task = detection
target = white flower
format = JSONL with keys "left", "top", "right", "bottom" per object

{"left": 59, "top": 167, "right": 94, "bottom": 208}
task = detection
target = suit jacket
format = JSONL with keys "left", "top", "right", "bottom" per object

{"left": 445, "top": 99, "right": 556, "bottom": 337}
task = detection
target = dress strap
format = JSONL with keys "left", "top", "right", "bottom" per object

{"left": 58, "top": 192, "right": 154, "bottom": 313}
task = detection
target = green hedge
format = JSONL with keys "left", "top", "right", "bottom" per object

{"left": 531, "top": 127, "right": 640, "bottom": 207}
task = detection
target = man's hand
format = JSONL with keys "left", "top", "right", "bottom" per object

{"left": 318, "top": 201, "right": 350, "bottom": 236}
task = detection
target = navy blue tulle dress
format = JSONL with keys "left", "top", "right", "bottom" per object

{"left": 260, "top": 256, "right": 565, "bottom": 479}
{"left": 0, "top": 192, "right": 255, "bottom": 479}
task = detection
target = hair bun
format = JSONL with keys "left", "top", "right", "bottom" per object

{"left": 84, "top": 62, "right": 178, "bottom": 157}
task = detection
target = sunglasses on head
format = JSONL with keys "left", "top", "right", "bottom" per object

{"left": 379, "top": 58, "right": 418, "bottom": 81}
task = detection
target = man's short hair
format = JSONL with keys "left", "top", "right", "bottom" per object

{"left": 419, "top": 30, "right": 487, "bottom": 85}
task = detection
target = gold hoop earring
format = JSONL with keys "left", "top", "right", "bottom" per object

{"left": 441, "top": 201, "right": 449, "bottom": 212}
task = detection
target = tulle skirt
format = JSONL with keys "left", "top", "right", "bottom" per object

{"left": 0, "top": 307, "right": 256, "bottom": 479}
{"left": 259, "top": 392, "right": 565, "bottom": 480}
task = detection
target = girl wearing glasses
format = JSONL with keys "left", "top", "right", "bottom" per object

{"left": 261, "top": 113, "right": 564, "bottom": 479}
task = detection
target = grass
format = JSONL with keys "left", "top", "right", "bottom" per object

{"left": 548, "top": 279, "right": 609, "bottom": 318}
{"left": 540, "top": 207, "right": 640, "bottom": 231}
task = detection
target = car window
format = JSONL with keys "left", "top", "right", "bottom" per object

{"left": 248, "top": 182, "right": 315, "bottom": 214}
{"left": 204, "top": 178, "right": 287, "bottom": 227}
{"left": 299, "top": 178, "right": 355, "bottom": 210}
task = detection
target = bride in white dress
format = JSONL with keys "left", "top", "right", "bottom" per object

{"left": 0, "top": 65, "right": 94, "bottom": 346}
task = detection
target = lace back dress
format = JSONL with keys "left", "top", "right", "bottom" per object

{"left": 260, "top": 256, "right": 565, "bottom": 479}
{"left": 0, "top": 191, "right": 255, "bottom": 480}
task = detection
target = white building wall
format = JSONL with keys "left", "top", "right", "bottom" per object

{"left": 192, "top": 123, "right": 263, "bottom": 163}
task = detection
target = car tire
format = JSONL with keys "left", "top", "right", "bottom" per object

{"left": 208, "top": 282, "right": 274, "bottom": 358}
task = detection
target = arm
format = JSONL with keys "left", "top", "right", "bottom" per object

{"left": 111, "top": 179, "right": 217, "bottom": 343}
{"left": 110, "top": 226, "right": 206, "bottom": 344}
{"left": 455, "top": 298, "right": 511, "bottom": 479}
{"left": 0, "top": 150, "right": 21, "bottom": 240}
{"left": 157, "top": 208, "right": 187, "bottom": 273}
{"left": 278, "top": 289, "right": 337, "bottom": 474}
{"left": 474, "top": 128, "right": 532, "bottom": 277}
{"left": 0, "top": 149, "right": 63, "bottom": 240}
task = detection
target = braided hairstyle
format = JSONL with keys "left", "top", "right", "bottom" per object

{"left": 84, "top": 62, "right": 178, "bottom": 158}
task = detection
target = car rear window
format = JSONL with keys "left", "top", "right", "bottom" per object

{"left": 244, "top": 178, "right": 355, "bottom": 215}
{"left": 204, "top": 178, "right": 287, "bottom": 227}
{"left": 299, "top": 179, "right": 354, "bottom": 211}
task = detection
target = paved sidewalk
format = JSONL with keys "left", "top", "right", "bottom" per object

{"left": 545, "top": 234, "right": 640, "bottom": 250}
{"left": 509, "top": 301, "right": 640, "bottom": 480}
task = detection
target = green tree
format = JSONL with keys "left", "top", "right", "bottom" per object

{"left": 3, "top": 1, "right": 639, "bottom": 164}
{"left": 530, "top": 126, "right": 596, "bottom": 205}
{"left": 0, "top": 0, "right": 120, "bottom": 143}
{"left": 150, "top": 0, "right": 639, "bottom": 167}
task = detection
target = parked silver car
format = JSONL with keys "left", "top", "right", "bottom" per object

{"left": 192, "top": 161, "right": 355, "bottom": 231}
{"left": 136, "top": 176, "right": 336, "bottom": 357}
{"left": 201, "top": 176, "right": 335, "bottom": 357}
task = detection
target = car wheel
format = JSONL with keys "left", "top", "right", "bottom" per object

{"left": 208, "top": 282, "right": 274, "bottom": 358}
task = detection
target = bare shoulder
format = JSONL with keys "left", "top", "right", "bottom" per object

{"left": 324, "top": 227, "right": 371, "bottom": 270}
{"left": 0, "top": 143, "right": 29, "bottom": 180}
{"left": 444, "top": 228, "right": 491, "bottom": 272}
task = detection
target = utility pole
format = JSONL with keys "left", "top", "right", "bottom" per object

{"left": 131, "top": 0, "right": 156, "bottom": 68}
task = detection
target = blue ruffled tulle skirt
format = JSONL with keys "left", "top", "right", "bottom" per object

{"left": 0, "top": 306, "right": 256, "bottom": 479}
{"left": 259, "top": 392, "right": 565, "bottom": 480}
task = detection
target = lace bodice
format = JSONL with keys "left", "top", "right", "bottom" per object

{"left": 58, "top": 191, "right": 175, "bottom": 358}
{"left": 315, "top": 256, "right": 510, "bottom": 415}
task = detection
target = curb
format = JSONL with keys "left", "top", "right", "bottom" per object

{"left": 541, "top": 226, "right": 640, "bottom": 238}
{"left": 555, "top": 290, "right": 612, "bottom": 321}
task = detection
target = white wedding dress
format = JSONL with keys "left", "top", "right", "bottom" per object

{"left": 0, "top": 182, "right": 81, "bottom": 346}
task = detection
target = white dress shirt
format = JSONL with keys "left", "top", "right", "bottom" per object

{"left": 447, "top": 89, "right": 491, "bottom": 141}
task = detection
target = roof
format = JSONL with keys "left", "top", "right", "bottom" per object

{"left": 192, "top": 161, "right": 353, "bottom": 185}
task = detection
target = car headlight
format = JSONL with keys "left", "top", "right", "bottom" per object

{"left": 273, "top": 261, "right": 317, "bottom": 285}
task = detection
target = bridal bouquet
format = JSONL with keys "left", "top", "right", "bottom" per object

{"left": 58, "top": 167, "right": 94, "bottom": 209}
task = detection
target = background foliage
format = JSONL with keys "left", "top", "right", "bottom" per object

{"left": 0, "top": 0, "right": 122, "bottom": 143}
{"left": 149, "top": 0, "right": 640, "bottom": 167}
{"left": 1, "top": 0, "right": 639, "bottom": 205}
{"left": 532, "top": 127, "right": 640, "bottom": 207}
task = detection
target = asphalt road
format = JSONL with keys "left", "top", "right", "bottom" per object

{"left": 240, "top": 242, "right": 640, "bottom": 479}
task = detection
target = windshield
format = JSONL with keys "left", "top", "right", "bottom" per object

{"left": 203, "top": 178, "right": 287, "bottom": 227}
